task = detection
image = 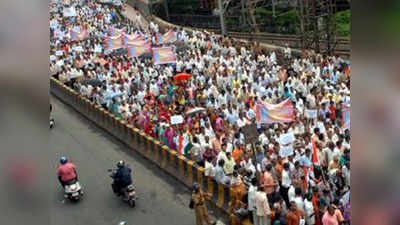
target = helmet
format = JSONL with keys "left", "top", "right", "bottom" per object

{"left": 60, "top": 157, "right": 68, "bottom": 165}
{"left": 192, "top": 182, "right": 200, "bottom": 191}
{"left": 117, "top": 160, "right": 125, "bottom": 168}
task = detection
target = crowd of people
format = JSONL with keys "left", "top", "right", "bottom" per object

{"left": 50, "top": 0, "right": 350, "bottom": 224}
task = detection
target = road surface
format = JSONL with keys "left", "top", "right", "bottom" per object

{"left": 50, "top": 95, "right": 197, "bottom": 225}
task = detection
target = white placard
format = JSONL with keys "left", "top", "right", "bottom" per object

{"left": 95, "top": 45, "right": 103, "bottom": 53}
{"left": 63, "top": 7, "right": 77, "bottom": 17}
{"left": 55, "top": 50, "right": 64, "bottom": 56}
{"left": 170, "top": 115, "right": 184, "bottom": 125}
{"left": 74, "top": 46, "right": 83, "bottom": 52}
{"left": 280, "top": 145, "right": 294, "bottom": 157}
{"left": 279, "top": 132, "right": 295, "bottom": 146}
{"left": 318, "top": 122, "right": 326, "bottom": 134}
{"left": 305, "top": 109, "right": 318, "bottom": 119}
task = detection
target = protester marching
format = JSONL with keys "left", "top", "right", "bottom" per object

{"left": 50, "top": 0, "right": 350, "bottom": 224}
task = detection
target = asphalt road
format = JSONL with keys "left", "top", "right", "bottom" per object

{"left": 49, "top": 95, "right": 197, "bottom": 225}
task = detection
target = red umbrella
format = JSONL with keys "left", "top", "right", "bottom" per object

{"left": 174, "top": 73, "right": 192, "bottom": 82}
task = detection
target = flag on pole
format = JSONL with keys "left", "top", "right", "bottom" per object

{"left": 304, "top": 166, "right": 308, "bottom": 191}
{"left": 178, "top": 135, "right": 183, "bottom": 156}
{"left": 256, "top": 99, "right": 295, "bottom": 124}
{"left": 152, "top": 47, "right": 177, "bottom": 65}
{"left": 312, "top": 140, "right": 319, "bottom": 165}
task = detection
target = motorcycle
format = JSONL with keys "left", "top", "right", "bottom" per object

{"left": 108, "top": 168, "right": 137, "bottom": 208}
{"left": 50, "top": 118, "right": 55, "bottom": 129}
{"left": 63, "top": 179, "right": 83, "bottom": 202}
{"left": 50, "top": 104, "right": 55, "bottom": 129}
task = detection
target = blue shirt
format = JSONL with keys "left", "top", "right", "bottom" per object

{"left": 331, "top": 72, "right": 339, "bottom": 84}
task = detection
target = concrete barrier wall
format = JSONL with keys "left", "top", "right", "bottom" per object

{"left": 50, "top": 77, "right": 235, "bottom": 216}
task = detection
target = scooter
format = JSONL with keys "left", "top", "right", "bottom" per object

{"left": 108, "top": 169, "right": 137, "bottom": 208}
{"left": 63, "top": 179, "right": 83, "bottom": 202}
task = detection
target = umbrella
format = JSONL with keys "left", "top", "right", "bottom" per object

{"left": 186, "top": 107, "right": 206, "bottom": 115}
{"left": 174, "top": 73, "right": 192, "bottom": 82}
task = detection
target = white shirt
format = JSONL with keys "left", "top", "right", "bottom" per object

{"left": 204, "top": 161, "right": 215, "bottom": 177}
{"left": 281, "top": 169, "right": 291, "bottom": 188}
{"left": 333, "top": 147, "right": 342, "bottom": 159}
{"left": 248, "top": 185, "right": 257, "bottom": 211}
{"left": 294, "top": 196, "right": 305, "bottom": 213}
{"left": 304, "top": 199, "right": 315, "bottom": 225}
{"left": 323, "top": 148, "right": 334, "bottom": 165}
{"left": 288, "top": 185, "right": 296, "bottom": 202}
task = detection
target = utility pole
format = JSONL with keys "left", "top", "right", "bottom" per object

{"left": 312, "top": 0, "right": 320, "bottom": 53}
{"left": 163, "top": 0, "right": 170, "bottom": 21}
{"left": 149, "top": 0, "right": 153, "bottom": 16}
{"left": 272, "top": 0, "right": 276, "bottom": 18}
{"left": 217, "top": 0, "right": 227, "bottom": 35}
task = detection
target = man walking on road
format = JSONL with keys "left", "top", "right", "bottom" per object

{"left": 192, "top": 182, "right": 216, "bottom": 225}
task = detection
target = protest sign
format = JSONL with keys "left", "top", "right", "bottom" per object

{"left": 279, "top": 132, "right": 295, "bottom": 146}
{"left": 305, "top": 109, "right": 318, "bottom": 119}
{"left": 280, "top": 145, "right": 294, "bottom": 157}
{"left": 63, "top": 7, "right": 77, "bottom": 17}
{"left": 94, "top": 44, "right": 103, "bottom": 53}
{"left": 317, "top": 122, "right": 326, "bottom": 134}
{"left": 170, "top": 115, "right": 184, "bottom": 125}
{"left": 55, "top": 50, "right": 64, "bottom": 56}
{"left": 74, "top": 46, "right": 83, "bottom": 52}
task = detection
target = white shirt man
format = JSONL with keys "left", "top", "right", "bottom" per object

{"left": 304, "top": 197, "right": 315, "bottom": 225}
{"left": 294, "top": 194, "right": 305, "bottom": 214}
{"left": 204, "top": 159, "right": 215, "bottom": 178}
{"left": 281, "top": 168, "right": 292, "bottom": 188}
{"left": 248, "top": 182, "right": 257, "bottom": 219}
{"left": 288, "top": 185, "right": 296, "bottom": 202}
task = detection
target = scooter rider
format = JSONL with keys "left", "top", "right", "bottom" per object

{"left": 112, "top": 160, "right": 132, "bottom": 199}
{"left": 57, "top": 157, "right": 78, "bottom": 187}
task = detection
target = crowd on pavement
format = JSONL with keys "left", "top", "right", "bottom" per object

{"left": 50, "top": 0, "right": 350, "bottom": 224}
